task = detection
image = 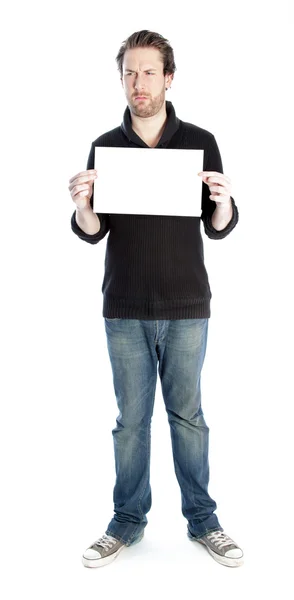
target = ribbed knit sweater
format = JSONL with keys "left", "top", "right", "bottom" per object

{"left": 71, "top": 100, "right": 239, "bottom": 319}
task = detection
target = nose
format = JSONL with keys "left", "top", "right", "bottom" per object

{"left": 134, "top": 75, "right": 146, "bottom": 93}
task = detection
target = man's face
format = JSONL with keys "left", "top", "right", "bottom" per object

{"left": 121, "top": 47, "right": 172, "bottom": 118}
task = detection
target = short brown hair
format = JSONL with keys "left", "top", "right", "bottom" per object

{"left": 115, "top": 30, "right": 177, "bottom": 79}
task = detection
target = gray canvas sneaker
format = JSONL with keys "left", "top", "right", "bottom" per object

{"left": 188, "top": 528, "right": 244, "bottom": 567}
{"left": 82, "top": 532, "right": 144, "bottom": 568}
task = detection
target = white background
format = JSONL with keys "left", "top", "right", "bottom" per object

{"left": 1, "top": 0, "right": 293, "bottom": 597}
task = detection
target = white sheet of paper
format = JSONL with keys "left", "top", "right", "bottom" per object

{"left": 93, "top": 147, "right": 204, "bottom": 217}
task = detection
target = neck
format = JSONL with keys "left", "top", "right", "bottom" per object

{"left": 130, "top": 100, "right": 167, "bottom": 144}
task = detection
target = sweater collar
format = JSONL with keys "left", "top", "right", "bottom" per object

{"left": 121, "top": 100, "right": 180, "bottom": 148}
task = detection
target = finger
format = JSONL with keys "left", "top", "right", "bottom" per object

{"left": 68, "top": 174, "right": 97, "bottom": 189}
{"left": 69, "top": 172, "right": 97, "bottom": 184}
{"left": 209, "top": 185, "right": 230, "bottom": 194}
{"left": 69, "top": 183, "right": 90, "bottom": 196}
{"left": 69, "top": 170, "right": 97, "bottom": 184}
{"left": 200, "top": 171, "right": 231, "bottom": 183}
{"left": 209, "top": 188, "right": 229, "bottom": 196}
{"left": 205, "top": 176, "right": 231, "bottom": 186}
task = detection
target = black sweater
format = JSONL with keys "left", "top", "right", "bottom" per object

{"left": 71, "top": 101, "right": 239, "bottom": 319}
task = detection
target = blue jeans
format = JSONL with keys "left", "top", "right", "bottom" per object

{"left": 103, "top": 318, "right": 223, "bottom": 546}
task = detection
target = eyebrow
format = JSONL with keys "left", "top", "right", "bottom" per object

{"left": 124, "top": 68, "right": 157, "bottom": 73}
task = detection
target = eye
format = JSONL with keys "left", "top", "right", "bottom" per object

{"left": 125, "top": 72, "right": 154, "bottom": 76}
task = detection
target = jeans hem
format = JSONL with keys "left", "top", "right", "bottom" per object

{"left": 188, "top": 526, "right": 224, "bottom": 540}
{"left": 105, "top": 525, "right": 145, "bottom": 546}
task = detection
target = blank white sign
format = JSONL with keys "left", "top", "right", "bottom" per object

{"left": 93, "top": 147, "right": 204, "bottom": 217}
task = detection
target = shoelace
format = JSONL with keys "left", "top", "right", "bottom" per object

{"left": 206, "top": 531, "right": 236, "bottom": 549}
{"left": 92, "top": 534, "right": 118, "bottom": 550}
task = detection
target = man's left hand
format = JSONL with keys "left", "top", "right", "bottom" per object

{"left": 198, "top": 171, "right": 232, "bottom": 207}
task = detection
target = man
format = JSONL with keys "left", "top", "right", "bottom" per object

{"left": 69, "top": 30, "right": 243, "bottom": 569}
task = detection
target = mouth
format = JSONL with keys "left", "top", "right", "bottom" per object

{"left": 135, "top": 96, "right": 148, "bottom": 100}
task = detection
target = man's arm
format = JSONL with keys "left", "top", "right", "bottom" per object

{"left": 71, "top": 141, "right": 110, "bottom": 244}
{"left": 200, "top": 136, "right": 239, "bottom": 239}
{"left": 211, "top": 198, "right": 233, "bottom": 231}
{"left": 75, "top": 206, "right": 101, "bottom": 234}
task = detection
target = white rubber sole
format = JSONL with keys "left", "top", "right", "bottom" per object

{"left": 192, "top": 536, "right": 244, "bottom": 568}
{"left": 82, "top": 532, "right": 144, "bottom": 568}
{"left": 82, "top": 543, "right": 126, "bottom": 568}
{"left": 203, "top": 543, "right": 244, "bottom": 567}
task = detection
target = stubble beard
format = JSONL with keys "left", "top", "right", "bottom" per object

{"left": 129, "top": 86, "right": 165, "bottom": 118}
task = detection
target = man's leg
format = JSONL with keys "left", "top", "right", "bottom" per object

{"left": 157, "top": 318, "right": 223, "bottom": 538}
{"left": 103, "top": 318, "right": 159, "bottom": 546}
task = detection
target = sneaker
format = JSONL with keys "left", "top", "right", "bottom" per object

{"left": 82, "top": 532, "right": 144, "bottom": 568}
{"left": 188, "top": 529, "right": 244, "bottom": 567}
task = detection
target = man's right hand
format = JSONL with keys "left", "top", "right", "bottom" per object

{"left": 68, "top": 169, "right": 98, "bottom": 211}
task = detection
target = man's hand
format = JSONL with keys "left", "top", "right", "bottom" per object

{"left": 68, "top": 169, "right": 98, "bottom": 211}
{"left": 198, "top": 171, "right": 232, "bottom": 207}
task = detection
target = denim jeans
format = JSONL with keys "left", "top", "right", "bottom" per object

{"left": 103, "top": 318, "right": 223, "bottom": 546}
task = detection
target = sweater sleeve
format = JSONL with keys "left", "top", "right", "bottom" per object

{"left": 71, "top": 142, "right": 110, "bottom": 244}
{"left": 200, "top": 135, "right": 239, "bottom": 240}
